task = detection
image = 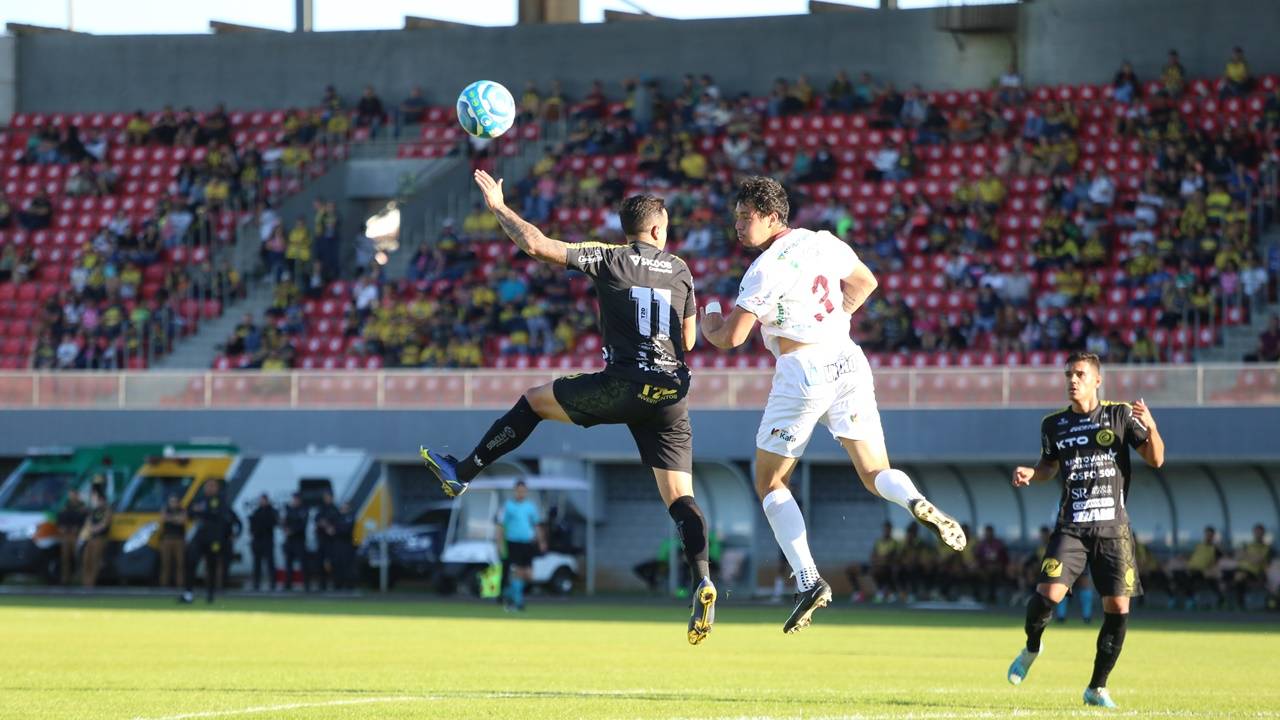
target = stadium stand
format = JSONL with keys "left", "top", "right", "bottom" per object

{"left": 210, "top": 53, "right": 1279, "bottom": 374}
{"left": 0, "top": 99, "right": 373, "bottom": 370}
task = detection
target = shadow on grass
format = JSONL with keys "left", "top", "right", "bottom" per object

{"left": 0, "top": 592, "right": 1276, "bottom": 633}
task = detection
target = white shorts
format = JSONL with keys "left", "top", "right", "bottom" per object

{"left": 755, "top": 341, "right": 885, "bottom": 458}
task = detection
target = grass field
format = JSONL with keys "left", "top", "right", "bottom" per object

{"left": 0, "top": 595, "right": 1277, "bottom": 719}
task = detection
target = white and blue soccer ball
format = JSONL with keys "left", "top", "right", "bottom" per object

{"left": 456, "top": 80, "right": 516, "bottom": 139}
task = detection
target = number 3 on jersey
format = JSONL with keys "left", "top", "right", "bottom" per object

{"left": 811, "top": 276, "right": 835, "bottom": 321}
{"left": 630, "top": 287, "right": 672, "bottom": 337}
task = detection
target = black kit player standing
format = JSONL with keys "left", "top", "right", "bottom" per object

{"left": 1006, "top": 352, "right": 1165, "bottom": 709}
{"left": 420, "top": 170, "right": 717, "bottom": 645}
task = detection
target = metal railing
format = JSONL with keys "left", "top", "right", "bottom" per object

{"left": 1, "top": 363, "right": 1276, "bottom": 410}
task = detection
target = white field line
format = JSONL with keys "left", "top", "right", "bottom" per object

{"left": 665, "top": 707, "right": 1280, "bottom": 712}
{"left": 125, "top": 690, "right": 1280, "bottom": 720}
{"left": 130, "top": 695, "right": 428, "bottom": 720}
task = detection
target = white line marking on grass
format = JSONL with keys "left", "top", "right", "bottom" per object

{"left": 131, "top": 695, "right": 429, "bottom": 720}
{"left": 665, "top": 707, "right": 1280, "bottom": 712}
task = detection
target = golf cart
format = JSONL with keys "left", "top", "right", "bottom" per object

{"left": 437, "top": 476, "right": 588, "bottom": 597}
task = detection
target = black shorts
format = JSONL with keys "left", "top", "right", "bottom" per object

{"left": 506, "top": 541, "right": 536, "bottom": 569}
{"left": 552, "top": 371, "right": 692, "bottom": 472}
{"left": 1037, "top": 525, "right": 1143, "bottom": 597}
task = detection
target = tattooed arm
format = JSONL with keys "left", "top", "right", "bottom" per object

{"left": 474, "top": 170, "right": 569, "bottom": 265}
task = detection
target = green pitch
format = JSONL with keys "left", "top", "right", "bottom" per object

{"left": 1, "top": 596, "right": 1277, "bottom": 719}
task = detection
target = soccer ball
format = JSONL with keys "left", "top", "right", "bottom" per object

{"left": 456, "top": 80, "right": 516, "bottom": 139}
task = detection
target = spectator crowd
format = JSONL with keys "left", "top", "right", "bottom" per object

{"left": 844, "top": 520, "right": 1280, "bottom": 613}
{"left": 232, "top": 45, "right": 1279, "bottom": 372}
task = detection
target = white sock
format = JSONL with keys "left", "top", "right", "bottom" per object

{"left": 874, "top": 468, "right": 925, "bottom": 511}
{"left": 761, "top": 487, "right": 819, "bottom": 592}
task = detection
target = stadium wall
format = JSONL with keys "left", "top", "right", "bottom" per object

{"left": 1, "top": 406, "right": 1276, "bottom": 462}
{"left": 1020, "top": 0, "right": 1280, "bottom": 87}
{"left": 0, "top": 36, "right": 15, "bottom": 124}
{"left": 15, "top": 0, "right": 1279, "bottom": 114}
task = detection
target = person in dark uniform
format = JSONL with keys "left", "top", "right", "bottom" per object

{"left": 158, "top": 494, "right": 187, "bottom": 588}
{"left": 80, "top": 487, "right": 111, "bottom": 588}
{"left": 314, "top": 491, "right": 340, "bottom": 592}
{"left": 333, "top": 501, "right": 356, "bottom": 590}
{"left": 249, "top": 494, "right": 279, "bottom": 592}
{"left": 1006, "top": 352, "right": 1165, "bottom": 709}
{"left": 421, "top": 171, "right": 717, "bottom": 645}
{"left": 56, "top": 490, "right": 87, "bottom": 585}
{"left": 281, "top": 493, "right": 310, "bottom": 592}
{"left": 181, "top": 479, "right": 241, "bottom": 604}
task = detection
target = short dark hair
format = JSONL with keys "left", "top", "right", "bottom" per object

{"left": 736, "top": 176, "right": 790, "bottom": 223}
{"left": 1066, "top": 351, "right": 1102, "bottom": 373}
{"left": 619, "top": 195, "right": 666, "bottom": 236}
{"left": 514, "top": 480, "right": 528, "bottom": 489}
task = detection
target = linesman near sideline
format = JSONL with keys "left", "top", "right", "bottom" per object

{"left": 700, "top": 176, "right": 967, "bottom": 634}
{"left": 1007, "top": 351, "right": 1165, "bottom": 709}
{"left": 421, "top": 170, "right": 717, "bottom": 645}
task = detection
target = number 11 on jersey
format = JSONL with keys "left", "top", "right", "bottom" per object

{"left": 630, "top": 287, "right": 672, "bottom": 338}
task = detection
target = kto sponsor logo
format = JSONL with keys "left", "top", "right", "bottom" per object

{"left": 1056, "top": 436, "right": 1090, "bottom": 449}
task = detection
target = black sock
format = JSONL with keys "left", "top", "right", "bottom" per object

{"left": 458, "top": 397, "right": 542, "bottom": 482}
{"left": 667, "top": 496, "right": 710, "bottom": 583}
{"left": 1024, "top": 592, "right": 1058, "bottom": 652}
{"left": 1089, "top": 612, "right": 1128, "bottom": 689}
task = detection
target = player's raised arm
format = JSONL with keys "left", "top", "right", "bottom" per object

{"left": 841, "top": 256, "right": 878, "bottom": 314}
{"left": 1132, "top": 398, "right": 1165, "bottom": 468}
{"left": 700, "top": 302, "right": 757, "bottom": 350}
{"left": 474, "top": 170, "right": 569, "bottom": 265}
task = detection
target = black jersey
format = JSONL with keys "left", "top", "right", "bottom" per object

{"left": 564, "top": 240, "right": 694, "bottom": 384}
{"left": 1040, "top": 401, "right": 1150, "bottom": 529}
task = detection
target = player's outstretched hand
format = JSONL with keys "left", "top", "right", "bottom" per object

{"left": 1012, "top": 466, "right": 1035, "bottom": 488}
{"left": 474, "top": 170, "right": 506, "bottom": 212}
{"left": 1133, "top": 397, "right": 1156, "bottom": 431}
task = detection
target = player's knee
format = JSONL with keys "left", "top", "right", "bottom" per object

{"left": 754, "top": 476, "right": 788, "bottom": 500}
{"left": 860, "top": 466, "right": 889, "bottom": 489}
{"left": 1101, "top": 596, "right": 1130, "bottom": 614}
{"left": 1036, "top": 583, "right": 1069, "bottom": 603}
{"left": 522, "top": 386, "right": 554, "bottom": 418}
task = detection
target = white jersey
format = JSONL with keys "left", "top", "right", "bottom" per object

{"left": 735, "top": 228, "right": 861, "bottom": 357}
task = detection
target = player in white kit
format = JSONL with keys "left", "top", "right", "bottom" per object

{"left": 701, "top": 176, "right": 967, "bottom": 633}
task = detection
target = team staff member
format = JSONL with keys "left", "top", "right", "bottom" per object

{"left": 158, "top": 494, "right": 187, "bottom": 588}
{"left": 56, "top": 490, "right": 87, "bottom": 585}
{"left": 282, "top": 493, "right": 311, "bottom": 592}
{"left": 80, "top": 487, "right": 111, "bottom": 588}
{"left": 181, "top": 479, "right": 241, "bottom": 604}
{"left": 333, "top": 501, "right": 357, "bottom": 590}
{"left": 249, "top": 494, "right": 279, "bottom": 592}
{"left": 315, "top": 492, "right": 340, "bottom": 591}
{"left": 1006, "top": 352, "right": 1165, "bottom": 709}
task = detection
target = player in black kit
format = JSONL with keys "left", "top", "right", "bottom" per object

{"left": 420, "top": 170, "right": 717, "bottom": 645}
{"left": 1006, "top": 352, "right": 1165, "bottom": 709}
